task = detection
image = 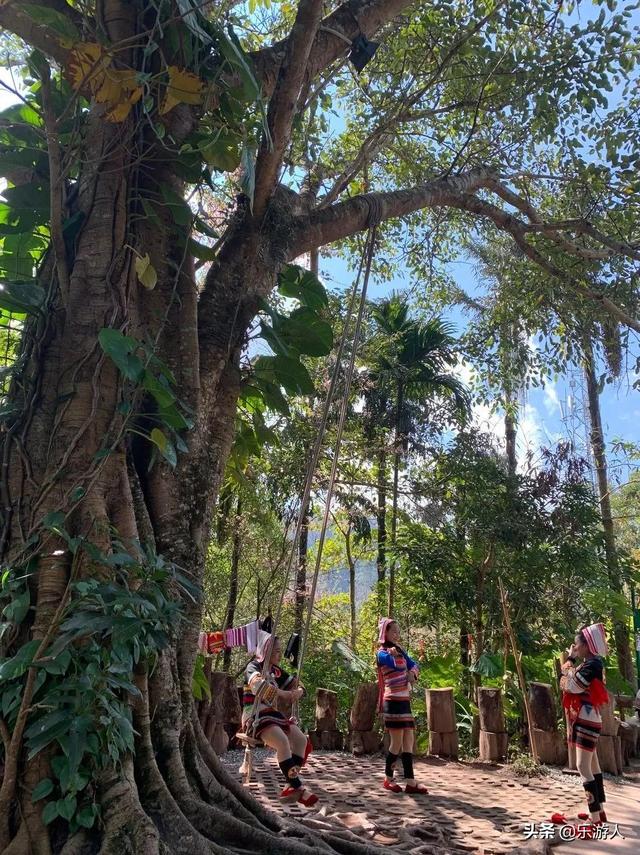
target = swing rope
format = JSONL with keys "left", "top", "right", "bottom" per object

{"left": 294, "top": 225, "right": 378, "bottom": 710}
{"left": 239, "top": 225, "right": 378, "bottom": 767}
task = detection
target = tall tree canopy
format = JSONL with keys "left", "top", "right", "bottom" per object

{"left": 0, "top": 0, "right": 639, "bottom": 852}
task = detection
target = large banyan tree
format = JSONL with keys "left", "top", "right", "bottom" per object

{"left": 0, "top": 0, "right": 638, "bottom": 852}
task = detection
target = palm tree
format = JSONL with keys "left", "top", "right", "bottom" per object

{"left": 364, "top": 295, "right": 469, "bottom": 614}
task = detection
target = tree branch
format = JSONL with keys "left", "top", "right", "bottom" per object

{"left": 0, "top": 0, "right": 81, "bottom": 67}
{"left": 253, "top": 0, "right": 324, "bottom": 218}
{"left": 250, "top": 0, "right": 413, "bottom": 98}
{"left": 290, "top": 171, "right": 640, "bottom": 335}
{"left": 290, "top": 166, "right": 499, "bottom": 253}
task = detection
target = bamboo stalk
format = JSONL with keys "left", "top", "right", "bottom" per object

{"left": 498, "top": 579, "right": 540, "bottom": 764}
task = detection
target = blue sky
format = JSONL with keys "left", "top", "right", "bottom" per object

{"left": 318, "top": 246, "right": 640, "bottom": 489}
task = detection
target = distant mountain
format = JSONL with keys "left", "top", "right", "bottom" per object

{"left": 307, "top": 528, "right": 377, "bottom": 606}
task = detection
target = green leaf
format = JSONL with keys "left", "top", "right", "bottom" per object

{"left": 98, "top": 328, "right": 144, "bottom": 382}
{"left": 199, "top": 131, "right": 241, "bottom": 172}
{"left": 140, "top": 198, "right": 161, "bottom": 227}
{"left": 38, "top": 648, "right": 71, "bottom": 675}
{"left": 70, "top": 486, "right": 86, "bottom": 503}
{"left": 3, "top": 589, "right": 30, "bottom": 624}
{"left": 42, "top": 510, "right": 65, "bottom": 532}
{"left": 32, "top": 778, "right": 54, "bottom": 803}
{"left": 1, "top": 183, "right": 49, "bottom": 226}
{"left": 76, "top": 804, "right": 97, "bottom": 829}
{"left": 142, "top": 371, "right": 175, "bottom": 409}
{"left": 159, "top": 185, "right": 192, "bottom": 227}
{"left": 150, "top": 428, "right": 177, "bottom": 467}
{"left": 187, "top": 238, "right": 217, "bottom": 261}
{"left": 56, "top": 794, "right": 77, "bottom": 822}
{"left": 0, "top": 639, "right": 40, "bottom": 681}
{"left": 254, "top": 354, "right": 315, "bottom": 396}
{"left": 21, "top": 6, "right": 81, "bottom": 44}
{"left": 42, "top": 801, "right": 59, "bottom": 825}
{"left": 276, "top": 306, "right": 333, "bottom": 356}
{"left": 193, "top": 216, "right": 218, "bottom": 238}
{"left": 216, "top": 27, "right": 261, "bottom": 102}
{"left": 0, "top": 280, "right": 45, "bottom": 314}
{"left": 470, "top": 652, "right": 503, "bottom": 678}
{"left": 278, "top": 265, "right": 328, "bottom": 311}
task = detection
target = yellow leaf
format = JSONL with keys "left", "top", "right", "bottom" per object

{"left": 160, "top": 66, "right": 204, "bottom": 115}
{"left": 104, "top": 100, "right": 134, "bottom": 122}
{"left": 67, "top": 42, "right": 109, "bottom": 92}
{"left": 135, "top": 253, "right": 158, "bottom": 291}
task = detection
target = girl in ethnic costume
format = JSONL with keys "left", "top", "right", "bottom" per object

{"left": 557, "top": 623, "right": 609, "bottom": 826}
{"left": 376, "top": 617, "right": 428, "bottom": 794}
{"left": 242, "top": 633, "right": 317, "bottom": 806}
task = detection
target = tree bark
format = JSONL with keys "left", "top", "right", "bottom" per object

{"left": 505, "top": 408, "right": 517, "bottom": 477}
{"left": 583, "top": 338, "right": 634, "bottom": 682}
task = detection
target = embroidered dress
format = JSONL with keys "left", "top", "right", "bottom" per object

{"left": 562, "top": 655, "right": 609, "bottom": 753}
{"left": 242, "top": 660, "right": 296, "bottom": 738}
{"left": 376, "top": 644, "right": 419, "bottom": 730}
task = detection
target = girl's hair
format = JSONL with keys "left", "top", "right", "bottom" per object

{"left": 577, "top": 629, "right": 588, "bottom": 645}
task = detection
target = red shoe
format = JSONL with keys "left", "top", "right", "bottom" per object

{"left": 405, "top": 783, "right": 429, "bottom": 794}
{"left": 551, "top": 813, "right": 568, "bottom": 824}
{"left": 280, "top": 785, "right": 301, "bottom": 802}
{"left": 298, "top": 788, "right": 319, "bottom": 807}
{"left": 280, "top": 785, "right": 318, "bottom": 807}
{"left": 383, "top": 779, "right": 402, "bottom": 793}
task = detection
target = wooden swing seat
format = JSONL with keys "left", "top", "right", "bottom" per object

{"left": 235, "top": 731, "right": 264, "bottom": 749}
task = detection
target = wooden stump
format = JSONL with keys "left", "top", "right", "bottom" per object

{"left": 531, "top": 728, "right": 568, "bottom": 766}
{"left": 309, "top": 688, "right": 343, "bottom": 750}
{"left": 528, "top": 683, "right": 558, "bottom": 732}
{"left": 349, "top": 682, "right": 381, "bottom": 755}
{"left": 428, "top": 730, "right": 458, "bottom": 758}
{"left": 315, "top": 688, "right": 338, "bottom": 731}
{"left": 426, "top": 687, "right": 456, "bottom": 732}
{"left": 349, "top": 730, "right": 382, "bottom": 754}
{"left": 477, "top": 687, "right": 507, "bottom": 761}
{"left": 479, "top": 731, "right": 508, "bottom": 761}
{"left": 309, "top": 730, "right": 344, "bottom": 750}
{"left": 597, "top": 734, "right": 622, "bottom": 775}
{"left": 599, "top": 695, "right": 619, "bottom": 737}
{"left": 478, "top": 687, "right": 506, "bottom": 733}
{"left": 618, "top": 721, "right": 637, "bottom": 765}
{"left": 426, "top": 688, "right": 458, "bottom": 758}
{"left": 350, "top": 683, "right": 378, "bottom": 732}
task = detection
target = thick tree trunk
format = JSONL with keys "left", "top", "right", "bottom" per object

{"left": 504, "top": 408, "right": 517, "bottom": 477}
{"left": 583, "top": 339, "right": 634, "bottom": 682}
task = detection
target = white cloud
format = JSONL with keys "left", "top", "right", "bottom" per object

{"left": 542, "top": 381, "right": 561, "bottom": 416}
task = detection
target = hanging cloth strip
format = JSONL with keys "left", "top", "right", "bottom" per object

{"left": 197, "top": 619, "right": 261, "bottom": 656}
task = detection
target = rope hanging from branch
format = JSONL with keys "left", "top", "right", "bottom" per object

{"left": 241, "top": 224, "right": 379, "bottom": 747}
